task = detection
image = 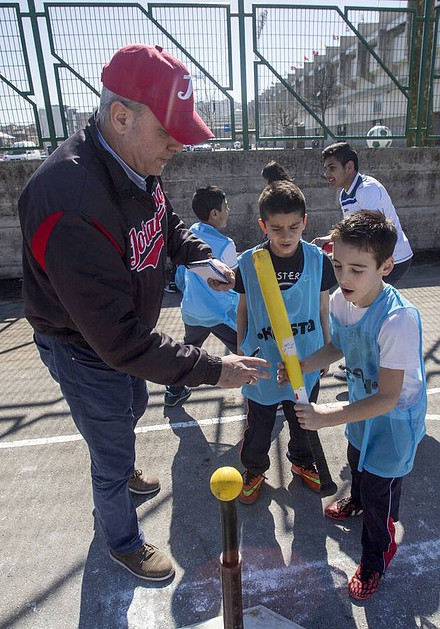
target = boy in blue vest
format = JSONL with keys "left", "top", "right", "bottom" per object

{"left": 164, "top": 186, "right": 239, "bottom": 406}
{"left": 235, "top": 167, "right": 335, "bottom": 502}
{"left": 291, "top": 211, "right": 427, "bottom": 600}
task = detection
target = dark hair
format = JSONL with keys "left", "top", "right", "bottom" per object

{"left": 191, "top": 186, "right": 226, "bottom": 222}
{"left": 330, "top": 210, "right": 397, "bottom": 267}
{"left": 261, "top": 160, "right": 293, "bottom": 184}
{"left": 259, "top": 181, "right": 306, "bottom": 222}
{"left": 322, "top": 142, "right": 359, "bottom": 172}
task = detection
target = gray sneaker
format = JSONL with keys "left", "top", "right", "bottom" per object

{"left": 109, "top": 543, "right": 175, "bottom": 581}
{"left": 128, "top": 469, "right": 160, "bottom": 495}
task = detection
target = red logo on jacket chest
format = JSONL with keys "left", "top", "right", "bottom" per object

{"left": 129, "top": 183, "right": 166, "bottom": 272}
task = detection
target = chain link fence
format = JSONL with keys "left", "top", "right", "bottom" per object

{"left": 0, "top": 0, "right": 439, "bottom": 153}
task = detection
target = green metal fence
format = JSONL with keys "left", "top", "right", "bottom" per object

{"left": 0, "top": 0, "right": 438, "bottom": 153}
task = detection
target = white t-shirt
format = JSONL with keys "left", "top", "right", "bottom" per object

{"left": 331, "top": 288, "right": 422, "bottom": 408}
{"left": 339, "top": 174, "right": 413, "bottom": 264}
{"left": 222, "top": 240, "right": 238, "bottom": 269}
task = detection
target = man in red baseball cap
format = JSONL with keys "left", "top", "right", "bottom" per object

{"left": 101, "top": 44, "right": 213, "bottom": 146}
{"left": 18, "top": 44, "right": 270, "bottom": 583}
{"left": 97, "top": 44, "right": 214, "bottom": 178}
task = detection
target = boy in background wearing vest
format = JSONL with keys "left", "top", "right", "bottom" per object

{"left": 290, "top": 211, "right": 426, "bottom": 600}
{"left": 164, "top": 186, "right": 238, "bottom": 407}
{"left": 235, "top": 168, "right": 335, "bottom": 503}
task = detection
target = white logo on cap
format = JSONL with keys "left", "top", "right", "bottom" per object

{"left": 177, "top": 75, "right": 193, "bottom": 100}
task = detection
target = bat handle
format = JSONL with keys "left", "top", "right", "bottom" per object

{"left": 295, "top": 387, "right": 337, "bottom": 496}
{"left": 306, "top": 430, "right": 338, "bottom": 497}
{"left": 294, "top": 386, "right": 309, "bottom": 404}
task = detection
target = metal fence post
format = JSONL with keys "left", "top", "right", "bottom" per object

{"left": 237, "top": 0, "right": 249, "bottom": 150}
{"left": 210, "top": 467, "right": 244, "bottom": 629}
{"left": 415, "top": 0, "right": 435, "bottom": 145}
{"left": 27, "top": 0, "right": 58, "bottom": 151}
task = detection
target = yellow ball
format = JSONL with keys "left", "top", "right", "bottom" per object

{"left": 210, "top": 467, "right": 243, "bottom": 502}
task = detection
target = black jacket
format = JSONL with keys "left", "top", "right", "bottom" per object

{"left": 19, "top": 116, "right": 222, "bottom": 386}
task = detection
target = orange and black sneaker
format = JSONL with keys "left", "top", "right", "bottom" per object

{"left": 291, "top": 463, "right": 321, "bottom": 493}
{"left": 348, "top": 564, "right": 382, "bottom": 600}
{"left": 239, "top": 471, "right": 265, "bottom": 504}
{"left": 324, "top": 497, "right": 363, "bottom": 520}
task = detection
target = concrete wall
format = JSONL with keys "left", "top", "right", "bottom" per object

{"left": 1, "top": 147, "right": 439, "bottom": 278}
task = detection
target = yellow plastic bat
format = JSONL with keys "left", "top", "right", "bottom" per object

{"left": 252, "top": 248, "right": 308, "bottom": 403}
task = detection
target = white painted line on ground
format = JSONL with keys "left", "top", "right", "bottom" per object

{"left": 0, "top": 433, "right": 84, "bottom": 448}
{"left": 124, "top": 536, "right": 440, "bottom": 625}
{"left": 0, "top": 413, "right": 247, "bottom": 449}
{"left": 177, "top": 537, "right": 440, "bottom": 594}
{"left": 1, "top": 387, "right": 439, "bottom": 449}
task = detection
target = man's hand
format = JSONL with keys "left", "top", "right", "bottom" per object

{"left": 217, "top": 354, "right": 271, "bottom": 388}
{"left": 207, "top": 259, "right": 235, "bottom": 292}
{"left": 295, "top": 402, "right": 332, "bottom": 431}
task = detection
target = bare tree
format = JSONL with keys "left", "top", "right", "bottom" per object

{"left": 261, "top": 78, "right": 300, "bottom": 137}
{"left": 196, "top": 100, "right": 216, "bottom": 133}
{"left": 308, "top": 61, "right": 340, "bottom": 127}
{"left": 271, "top": 100, "right": 299, "bottom": 134}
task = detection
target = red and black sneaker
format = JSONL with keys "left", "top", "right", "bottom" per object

{"left": 239, "top": 471, "right": 265, "bottom": 504}
{"left": 348, "top": 564, "right": 382, "bottom": 600}
{"left": 291, "top": 463, "right": 321, "bottom": 493}
{"left": 324, "top": 497, "right": 363, "bottom": 521}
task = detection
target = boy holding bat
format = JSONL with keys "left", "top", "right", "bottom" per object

{"left": 288, "top": 211, "right": 427, "bottom": 600}
{"left": 234, "top": 163, "right": 336, "bottom": 503}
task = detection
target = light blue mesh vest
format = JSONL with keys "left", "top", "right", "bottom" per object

{"left": 331, "top": 284, "right": 427, "bottom": 477}
{"left": 238, "top": 241, "right": 324, "bottom": 405}
{"left": 178, "top": 222, "right": 238, "bottom": 329}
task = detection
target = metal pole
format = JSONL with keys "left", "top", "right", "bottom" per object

{"left": 237, "top": 0, "right": 249, "bottom": 151}
{"left": 27, "top": 0, "right": 58, "bottom": 151}
{"left": 415, "top": 0, "right": 435, "bottom": 145}
{"left": 210, "top": 467, "right": 244, "bottom": 629}
{"left": 219, "top": 501, "right": 243, "bottom": 629}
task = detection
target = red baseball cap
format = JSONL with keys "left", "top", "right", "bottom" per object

{"left": 101, "top": 44, "right": 214, "bottom": 145}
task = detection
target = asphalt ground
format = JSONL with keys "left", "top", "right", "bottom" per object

{"left": 1, "top": 252, "right": 439, "bottom": 629}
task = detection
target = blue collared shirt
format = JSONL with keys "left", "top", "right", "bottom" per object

{"left": 97, "top": 129, "right": 146, "bottom": 192}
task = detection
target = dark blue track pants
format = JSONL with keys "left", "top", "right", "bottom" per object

{"left": 348, "top": 442, "right": 402, "bottom": 574}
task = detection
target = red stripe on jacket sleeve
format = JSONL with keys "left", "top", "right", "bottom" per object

{"left": 89, "top": 218, "right": 123, "bottom": 257}
{"left": 31, "top": 211, "right": 64, "bottom": 272}
{"left": 30, "top": 212, "right": 123, "bottom": 273}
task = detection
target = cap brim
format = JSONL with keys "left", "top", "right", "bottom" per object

{"left": 154, "top": 108, "right": 214, "bottom": 145}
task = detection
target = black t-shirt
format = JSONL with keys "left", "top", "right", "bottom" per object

{"left": 234, "top": 240, "right": 336, "bottom": 293}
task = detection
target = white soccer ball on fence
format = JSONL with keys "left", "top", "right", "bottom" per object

{"left": 366, "top": 125, "right": 393, "bottom": 148}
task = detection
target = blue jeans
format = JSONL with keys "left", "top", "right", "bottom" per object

{"left": 34, "top": 332, "right": 147, "bottom": 554}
